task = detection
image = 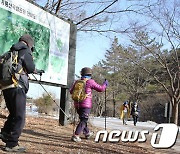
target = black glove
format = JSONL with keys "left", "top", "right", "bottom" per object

{"left": 37, "top": 69, "right": 45, "bottom": 74}
{"left": 35, "top": 69, "right": 45, "bottom": 75}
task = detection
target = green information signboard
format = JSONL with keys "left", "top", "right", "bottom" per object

{"left": 0, "top": 0, "right": 70, "bottom": 85}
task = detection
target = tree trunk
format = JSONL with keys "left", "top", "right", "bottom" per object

{"left": 172, "top": 98, "right": 179, "bottom": 125}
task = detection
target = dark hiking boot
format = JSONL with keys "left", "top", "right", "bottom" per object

{"left": 3, "top": 145, "right": 26, "bottom": 153}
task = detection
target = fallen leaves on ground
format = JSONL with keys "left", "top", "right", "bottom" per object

{"left": 0, "top": 111, "right": 175, "bottom": 154}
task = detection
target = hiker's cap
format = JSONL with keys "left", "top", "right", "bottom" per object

{"left": 19, "top": 34, "right": 34, "bottom": 49}
{"left": 81, "top": 67, "right": 92, "bottom": 76}
{"left": 123, "top": 101, "right": 128, "bottom": 105}
{"left": 133, "top": 102, "right": 137, "bottom": 105}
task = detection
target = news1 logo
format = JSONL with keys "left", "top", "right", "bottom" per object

{"left": 151, "top": 124, "right": 178, "bottom": 148}
{"left": 95, "top": 124, "right": 179, "bottom": 148}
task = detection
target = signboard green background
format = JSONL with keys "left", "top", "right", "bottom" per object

{"left": 0, "top": 0, "right": 70, "bottom": 85}
{"left": 0, "top": 7, "right": 50, "bottom": 71}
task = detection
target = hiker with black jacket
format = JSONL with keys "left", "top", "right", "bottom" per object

{"left": 0, "top": 34, "right": 44, "bottom": 152}
{"left": 131, "top": 102, "right": 140, "bottom": 126}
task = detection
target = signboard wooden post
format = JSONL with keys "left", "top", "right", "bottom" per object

{"left": 59, "top": 22, "right": 77, "bottom": 126}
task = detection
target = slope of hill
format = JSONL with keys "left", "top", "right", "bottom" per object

{"left": 0, "top": 111, "right": 178, "bottom": 153}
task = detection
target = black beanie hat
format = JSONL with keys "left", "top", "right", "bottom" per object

{"left": 19, "top": 34, "right": 34, "bottom": 49}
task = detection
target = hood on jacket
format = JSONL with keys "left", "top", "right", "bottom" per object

{"left": 19, "top": 34, "right": 34, "bottom": 49}
{"left": 10, "top": 42, "right": 29, "bottom": 51}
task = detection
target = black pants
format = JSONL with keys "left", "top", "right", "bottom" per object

{"left": 2, "top": 87, "right": 26, "bottom": 147}
{"left": 133, "top": 115, "right": 138, "bottom": 126}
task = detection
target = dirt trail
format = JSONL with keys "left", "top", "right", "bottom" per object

{"left": 0, "top": 113, "right": 177, "bottom": 154}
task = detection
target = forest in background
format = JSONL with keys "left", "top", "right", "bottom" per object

{"left": 90, "top": 37, "right": 179, "bottom": 124}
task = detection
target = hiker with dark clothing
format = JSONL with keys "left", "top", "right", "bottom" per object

{"left": 0, "top": 34, "right": 44, "bottom": 152}
{"left": 70, "top": 67, "right": 108, "bottom": 142}
{"left": 131, "top": 102, "right": 139, "bottom": 126}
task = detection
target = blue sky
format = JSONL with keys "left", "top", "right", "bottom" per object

{"left": 28, "top": 82, "right": 61, "bottom": 99}
{"left": 75, "top": 33, "right": 111, "bottom": 76}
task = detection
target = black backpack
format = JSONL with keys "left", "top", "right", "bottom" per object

{"left": 0, "top": 50, "right": 23, "bottom": 88}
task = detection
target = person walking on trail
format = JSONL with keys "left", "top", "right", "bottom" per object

{"left": 70, "top": 67, "right": 108, "bottom": 142}
{"left": 131, "top": 102, "right": 139, "bottom": 126}
{"left": 0, "top": 34, "right": 44, "bottom": 152}
{"left": 120, "top": 101, "right": 130, "bottom": 125}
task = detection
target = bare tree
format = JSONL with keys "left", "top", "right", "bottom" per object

{"left": 33, "top": 0, "right": 141, "bottom": 35}
{"left": 119, "top": 0, "right": 180, "bottom": 124}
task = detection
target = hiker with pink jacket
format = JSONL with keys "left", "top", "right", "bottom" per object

{"left": 70, "top": 67, "right": 108, "bottom": 142}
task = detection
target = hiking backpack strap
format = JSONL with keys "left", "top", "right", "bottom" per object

{"left": 11, "top": 50, "right": 25, "bottom": 87}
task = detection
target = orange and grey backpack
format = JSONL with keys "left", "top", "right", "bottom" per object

{"left": 71, "top": 79, "right": 88, "bottom": 102}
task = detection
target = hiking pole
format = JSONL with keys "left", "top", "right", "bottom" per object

{"left": 72, "top": 108, "right": 76, "bottom": 134}
{"left": 104, "top": 79, "right": 107, "bottom": 130}
{"left": 31, "top": 73, "right": 70, "bottom": 120}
